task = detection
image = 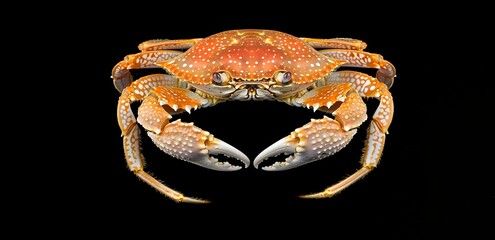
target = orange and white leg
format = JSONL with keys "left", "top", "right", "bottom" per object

{"left": 118, "top": 74, "right": 249, "bottom": 203}
{"left": 254, "top": 83, "right": 367, "bottom": 171}
{"left": 112, "top": 50, "right": 183, "bottom": 92}
{"left": 301, "top": 37, "right": 368, "bottom": 50}
{"left": 320, "top": 49, "right": 396, "bottom": 88}
{"left": 138, "top": 86, "right": 249, "bottom": 171}
{"left": 112, "top": 38, "right": 203, "bottom": 92}
{"left": 326, "top": 70, "right": 393, "bottom": 132}
{"left": 137, "top": 38, "right": 202, "bottom": 51}
{"left": 298, "top": 71, "right": 393, "bottom": 198}
{"left": 254, "top": 72, "right": 393, "bottom": 198}
{"left": 119, "top": 74, "right": 205, "bottom": 203}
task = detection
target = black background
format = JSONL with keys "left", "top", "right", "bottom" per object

{"left": 24, "top": 4, "right": 492, "bottom": 239}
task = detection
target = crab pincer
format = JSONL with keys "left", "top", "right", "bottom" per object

{"left": 254, "top": 82, "right": 367, "bottom": 171}
{"left": 146, "top": 119, "right": 250, "bottom": 171}
{"left": 136, "top": 86, "right": 250, "bottom": 170}
{"left": 254, "top": 116, "right": 357, "bottom": 171}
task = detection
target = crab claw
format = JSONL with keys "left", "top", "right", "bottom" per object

{"left": 148, "top": 120, "right": 250, "bottom": 171}
{"left": 254, "top": 116, "right": 356, "bottom": 171}
{"left": 206, "top": 137, "right": 251, "bottom": 170}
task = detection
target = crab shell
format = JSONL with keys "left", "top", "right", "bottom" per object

{"left": 156, "top": 29, "right": 344, "bottom": 84}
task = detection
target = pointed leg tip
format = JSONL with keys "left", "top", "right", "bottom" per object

{"left": 299, "top": 192, "right": 333, "bottom": 199}
{"left": 181, "top": 197, "right": 211, "bottom": 204}
{"left": 298, "top": 194, "right": 317, "bottom": 199}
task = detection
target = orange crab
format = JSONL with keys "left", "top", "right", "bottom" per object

{"left": 112, "top": 29, "right": 395, "bottom": 203}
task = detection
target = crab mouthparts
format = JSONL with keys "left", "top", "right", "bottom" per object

{"left": 233, "top": 80, "right": 271, "bottom": 89}
{"left": 231, "top": 83, "right": 275, "bottom": 101}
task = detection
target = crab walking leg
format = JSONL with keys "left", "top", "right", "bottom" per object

{"left": 113, "top": 38, "right": 203, "bottom": 92}
{"left": 319, "top": 49, "right": 396, "bottom": 88}
{"left": 254, "top": 83, "right": 367, "bottom": 171}
{"left": 301, "top": 37, "right": 367, "bottom": 51}
{"left": 301, "top": 71, "right": 394, "bottom": 198}
{"left": 112, "top": 50, "right": 183, "bottom": 92}
{"left": 118, "top": 74, "right": 209, "bottom": 203}
{"left": 138, "top": 38, "right": 202, "bottom": 51}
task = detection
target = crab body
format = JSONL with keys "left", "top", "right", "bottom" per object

{"left": 112, "top": 29, "right": 396, "bottom": 203}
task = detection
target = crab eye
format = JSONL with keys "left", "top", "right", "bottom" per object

{"left": 274, "top": 71, "right": 292, "bottom": 85}
{"left": 212, "top": 71, "right": 230, "bottom": 85}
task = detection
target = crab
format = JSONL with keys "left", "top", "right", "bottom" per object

{"left": 112, "top": 29, "right": 395, "bottom": 203}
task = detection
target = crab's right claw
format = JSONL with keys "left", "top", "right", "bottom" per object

{"left": 147, "top": 120, "right": 250, "bottom": 171}
{"left": 254, "top": 116, "right": 356, "bottom": 171}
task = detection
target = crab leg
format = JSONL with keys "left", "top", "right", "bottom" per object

{"left": 118, "top": 74, "right": 249, "bottom": 203}
{"left": 118, "top": 74, "right": 181, "bottom": 136}
{"left": 118, "top": 74, "right": 206, "bottom": 203}
{"left": 138, "top": 38, "right": 202, "bottom": 51}
{"left": 112, "top": 38, "right": 202, "bottom": 92}
{"left": 301, "top": 37, "right": 367, "bottom": 51}
{"left": 255, "top": 71, "right": 393, "bottom": 198}
{"left": 326, "top": 71, "right": 393, "bottom": 133}
{"left": 112, "top": 51, "right": 183, "bottom": 92}
{"left": 319, "top": 49, "right": 396, "bottom": 88}
{"left": 300, "top": 71, "right": 393, "bottom": 198}
{"left": 138, "top": 86, "right": 249, "bottom": 171}
{"left": 254, "top": 83, "right": 366, "bottom": 170}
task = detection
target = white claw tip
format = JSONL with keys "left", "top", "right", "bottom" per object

{"left": 208, "top": 139, "right": 250, "bottom": 169}
{"left": 254, "top": 136, "right": 296, "bottom": 170}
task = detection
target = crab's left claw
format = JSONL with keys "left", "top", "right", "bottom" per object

{"left": 147, "top": 119, "right": 250, "bottom": 171}
{"left": 136, "top": 89, "right": 250, "bottom": 171}
{"left": 254, "top": 116, "right": 357, "bottom": 171}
